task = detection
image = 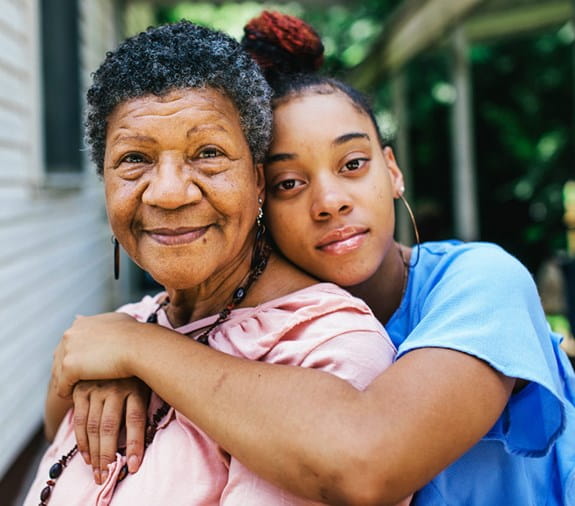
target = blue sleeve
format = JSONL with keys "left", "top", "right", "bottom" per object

{"left": 397, "top": 243, "right": 575, "bottom": 457}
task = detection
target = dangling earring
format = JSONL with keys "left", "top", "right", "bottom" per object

{"left": 256, "top": 197, "right": 265, "bottom": 239}
{"left": 397, "top": 187, "right": 421, "bottom": 267}
{"left": 112, "top": 236, "right": 120, "bottom": 280}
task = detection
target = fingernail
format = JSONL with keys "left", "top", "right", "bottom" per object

{"left": 101, "top": 470, "right": 108, "bottom": 483}
{"left": 82, "top": 452, "right": 90, "bottom": 465}
{"left": 128, "top": 455, "right": 139, "bottom": 473}
{"left": 93, "top": 469, "right": 101, "bottom": 484}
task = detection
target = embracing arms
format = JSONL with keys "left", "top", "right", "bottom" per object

{"left": 52, "top": 312, "right": 514, "bottom": 505}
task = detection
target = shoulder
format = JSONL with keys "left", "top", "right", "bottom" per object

{"left": 115, "top": 292, "right": 166, "bottom": 322}
{"left": 397, "top": 240, "right": 553, "bottom": 372}
{"left": 214, "top": 283, "right": 393, "bottom": 362}
{"left": 235, "top": 283, "right": 383, "bottom": 336}
{"left": 417, "top": 240, "right": 527, "bottom": 271}
{"left": 389, "top": 240, "right": 544, "bottom": 350}
{"left": 263, "top": 282, "right": 375, "bottom": 314}
{"left": 412, "top": 240, "right": 536, "bottom": 297}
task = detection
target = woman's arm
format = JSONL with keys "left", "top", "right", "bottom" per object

{"left": 54, "top": 313, "right": 514, "bottom": 505}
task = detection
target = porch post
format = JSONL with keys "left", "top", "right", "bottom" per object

{"left": 450, "top": 26, "right": 479, "bottom": 240}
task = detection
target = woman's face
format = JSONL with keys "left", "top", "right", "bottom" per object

{"left": 103, "top": 88, "right": 263, "bottom": 289}
{"left": 265, "top": 91, "right": 403, "bottom": 286}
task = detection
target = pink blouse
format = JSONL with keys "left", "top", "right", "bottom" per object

{"left": 25, "top": 283, "right": 405, "bottom": 505}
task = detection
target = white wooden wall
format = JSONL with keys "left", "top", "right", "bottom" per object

{"left": 0, "top": 0, "right": 122, "bottom": 480}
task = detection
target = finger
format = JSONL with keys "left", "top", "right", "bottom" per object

{"left": 72, "top": 385, "right": 92, "bottom": 465}
{"left": 86, "top": 396, "right": 103, "bottom": 484}
{"left": 54, "top": 344, "right": 76, "bottom": 400}
{"left": 51, "top": 346, "right": 65, "bottom": 398}
{"left": 125, "top": 392, "right": 149, "bottom": 473}
{"left": 57, "top": 380, "right": 75, "bottom": 399}
{"left": 98, "top": 395, "right": 125, "bottom": 483}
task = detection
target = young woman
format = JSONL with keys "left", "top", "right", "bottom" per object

{"left": 48, "top": 12, "right": 575, "bottom": 505}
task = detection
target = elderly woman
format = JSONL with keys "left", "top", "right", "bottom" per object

{"left": 23, "top": 21, "right": 402, "bottom": 506}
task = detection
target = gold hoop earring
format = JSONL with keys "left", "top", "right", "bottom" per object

{"left": 398, "top": 193, "right": 421, "bottom": 267}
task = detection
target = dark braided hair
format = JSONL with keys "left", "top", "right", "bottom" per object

{"left": 86, "top": 21, "right": 272, "bottom": 174}
{"left": 241, "top": 11, "right": 386, "bottom": 146}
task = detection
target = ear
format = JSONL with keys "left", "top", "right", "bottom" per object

{"left": 382, "top": 146, "right": 405, "bottom": 198}
{"left": 254, "top": 162, "right": 266, "bottom": 204}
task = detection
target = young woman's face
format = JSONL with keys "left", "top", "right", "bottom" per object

{"left": 264, "top": 91, "right": 404, "bottom": 286}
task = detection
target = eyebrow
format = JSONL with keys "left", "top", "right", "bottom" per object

{"left": 332, "top": 132, "right": 370, "bottom": 146}
{"left": 109, "top": 134, "right": 156, "bottom": 144}
{"left": 266, "top": 132, "right": 371, "bottom": 164}
{"left": 186, "top": 124, "right": 228, "bottom": 137}
{"left": 265, "top": 152, "right": 297, "bottom": 164}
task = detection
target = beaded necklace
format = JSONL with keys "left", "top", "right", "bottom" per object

{"left": 39, "top": 232, "right": 271, "bottom": 505}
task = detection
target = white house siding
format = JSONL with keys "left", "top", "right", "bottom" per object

{"left": 0, "top": 0, "right": 122, "bottom": 480}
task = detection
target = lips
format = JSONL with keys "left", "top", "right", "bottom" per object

{"left": 316, "top": 226, "right": 368, "bottom": 254}
{"left": 145, "top": 226, "right": 209, "bottom": 246}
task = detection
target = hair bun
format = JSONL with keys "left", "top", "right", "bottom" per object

{"left": 242, "top": 11, "right": 324, "bottom": 75}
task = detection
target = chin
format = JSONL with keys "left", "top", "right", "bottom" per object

{"left": 315, "top": 269, "right": 371, "bottom": 288}
{"left": 332, "top": 276, "right": 369, "bottom": 288}
{"left": 325, "top": 262, "right": 380, "bottom": 288}
{"left": 144, "top": 269, "right": 191, "bottom": 291}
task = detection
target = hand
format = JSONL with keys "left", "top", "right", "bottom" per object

{"left": 53, "top": 313, "right": 144, "bottom": 398}
{"left": 73, "top": 378, "right": 151, "bottom": 484}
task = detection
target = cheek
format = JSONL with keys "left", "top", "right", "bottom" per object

{"left": 104, "top": 179, "right": 138, "bottom": 238}
{"left": 266, "top": 203, "right": 303, "bottom": 253}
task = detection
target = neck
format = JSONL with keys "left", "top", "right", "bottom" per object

{"left": 164, "top": 238, "right": 257, "bottom": 328}
{"left": 348, "top": 242, "right": 410, "bottom": 324}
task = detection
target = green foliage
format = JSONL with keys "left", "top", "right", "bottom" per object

{"left": 156, "top": 2, "right": 304, "bottom": 40}
{"left": 472, "top": 30, "right": 572, "bottom": 269}
{"left": 304, "top": 1, "right": 398, "bottom": 72}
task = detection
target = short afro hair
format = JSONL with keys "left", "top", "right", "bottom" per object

{"left": 86, "top": 21, "right": 272, "bottom": 174}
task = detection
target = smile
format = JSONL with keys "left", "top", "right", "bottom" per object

{"left": 316, "top": 227, "right": 368, "bottom": 255}
{"left": 145, "top": 226, "right": 209, "bottom": 246}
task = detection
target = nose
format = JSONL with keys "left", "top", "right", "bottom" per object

{"left": 310, "top": 176, "right": 353, "bottom": 220}
{"left": 142, "top": 155, "right": 202, "bottom": 209}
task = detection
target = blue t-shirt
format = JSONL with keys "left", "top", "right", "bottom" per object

{"left": 386, "top": 241, "right": 575, "bottom": 505}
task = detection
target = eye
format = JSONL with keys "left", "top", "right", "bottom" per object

{"left": 120, "top": 152, "right": 149, "bottom": 164}
{"left": 342, "top": 158, "right": 368, "bottom": 172}
{"left": 198, "top": 146, "right": 224, "bottom": 159}
{"left": 277, "top": 179, "right": 300, "bottom": 190}
{"left": 270, "top": 178, "right": 306, "bottom": 194}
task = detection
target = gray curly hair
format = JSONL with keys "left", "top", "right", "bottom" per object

{"left": 85, "top": 21, "right": 272, "bottom": 174}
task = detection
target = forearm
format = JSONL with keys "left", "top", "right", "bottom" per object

{"left": 123, "top": 325, "right": 402, "bottom": 504}
{"left": 125, "top": 328, "right": 513, "bottom": 505}
{"left": 45, "top": 375, "right": 72, "bottom": 441}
